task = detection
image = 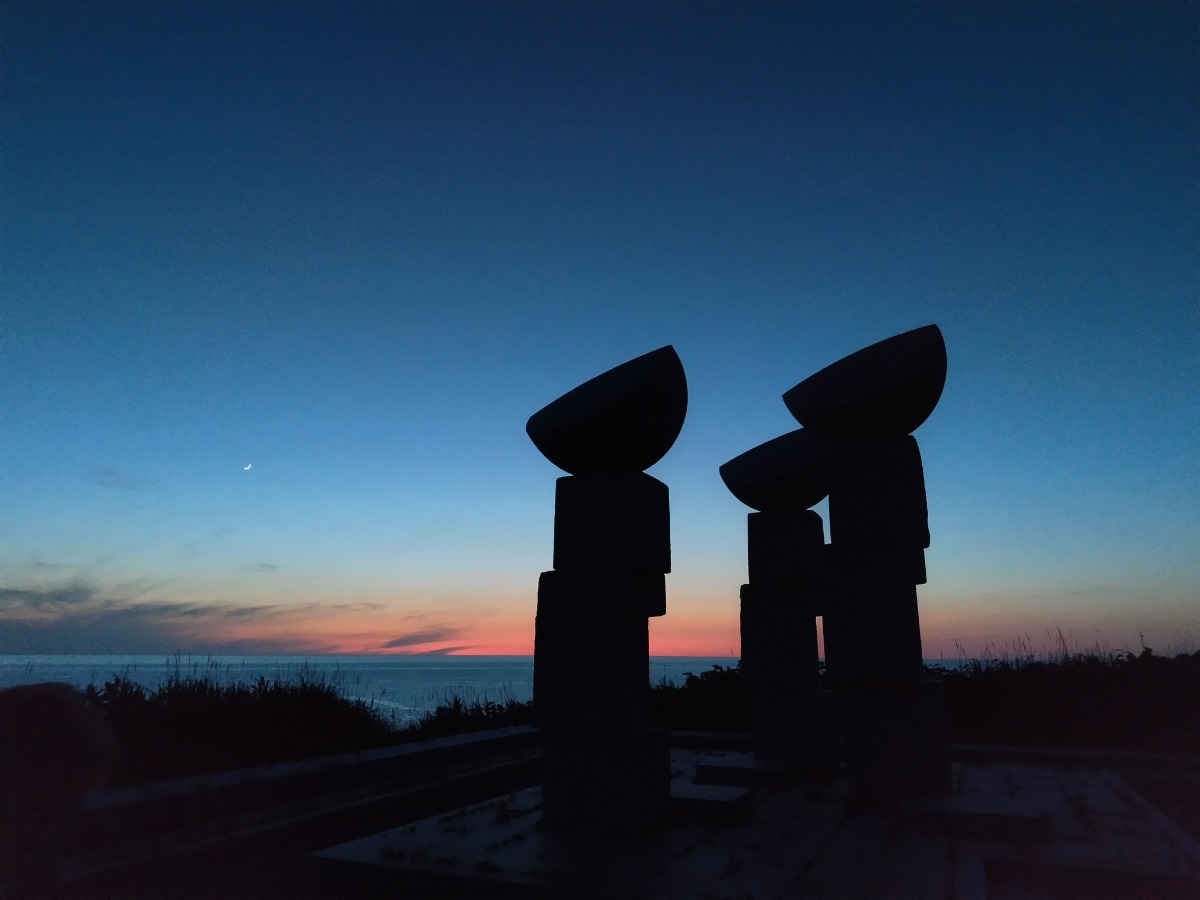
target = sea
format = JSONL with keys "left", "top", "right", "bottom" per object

{"left": 0, "top": 655, "right": 737, "bottom": 726}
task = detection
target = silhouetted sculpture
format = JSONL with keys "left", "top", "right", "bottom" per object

{"left": 720, "top": 429, "right": 836, "bottom": 766}
{"left": 782, "top": 323, "right": 946, "bottom": 438}
{"left": 527, "top": 346, "right": 687, "bottom": 475}
{"left": 721, "top": 325, "right": 950, "bottom": 803}
{"left": 785, "top": 324, "right": 950, "bottom": 805}
{"left": 528, "top": 346, "right": 686, "bottom": 835}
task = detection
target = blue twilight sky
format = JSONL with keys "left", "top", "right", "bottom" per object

{"left": 1, "top": 1, "right": 1196, "bottom": 656}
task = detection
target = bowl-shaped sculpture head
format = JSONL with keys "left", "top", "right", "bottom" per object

{"left": 783, "top": 324, "right": 946, "bottom": 438}
{"left": 719, "top": 428, "right": 830, "bottom": 512}
{"left": 527, "top": 345, "right": 688, "bottom": 474}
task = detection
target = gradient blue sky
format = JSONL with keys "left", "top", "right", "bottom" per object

{"left": 2, "top": 1, "right": 1196, "bottom": 656}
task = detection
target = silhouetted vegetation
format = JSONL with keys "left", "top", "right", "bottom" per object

{"left": 935, "top": 644, "right": 1200, "bottom": 755}
{"left": 397, "top": 694, "right": 534, "bottom": 740}
{"left": 650, "top": 662, "right": 751, "bottom": 732}
{"left": 655, "top": 645, "right": 1199, "bottom": 756}
{"left": 75, "top": 645, "right": 1198, "bottom": 787}
{"left": 85, "top": 668, "right": 397, "bottom": 786}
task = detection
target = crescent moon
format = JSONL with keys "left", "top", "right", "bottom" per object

{"left": 244, "top": 463, "right": 252, "bottom": 471}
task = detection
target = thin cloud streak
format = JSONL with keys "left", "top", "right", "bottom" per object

{"left": 0, "top": 578, "right": 409, "bottom": 653}
{"left": 380, "top": 627, "right": 464, "bottom": 649}
{"left": 0, "top": 616, "right": 337, "bottom": 655}
{"left": 91, "top": 468, "right": 155, "bottom": 492}
{"left": 0, "top": 581, "right": 98, "bottom": 611}
{"left": 413, "top": 645, "right": 476, "bottom": 656}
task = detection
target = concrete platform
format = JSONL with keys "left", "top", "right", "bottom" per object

{"left": 314, "top": 748, "right": 1200, "bottom": 898}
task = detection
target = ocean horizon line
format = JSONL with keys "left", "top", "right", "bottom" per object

{"left": 0, "top": 652, "right": 737, "bottom": 660}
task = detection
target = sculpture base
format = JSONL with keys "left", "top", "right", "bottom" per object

{"left": 753, "top": 689, "right": 840, "bottom": 773}
{"left": 739, "top": 582, "right": 835, "bottom": 769}
{"left": 836, "top": 679, "right": 951, "bottom": 808}
{"left": 540, "top": 728, "right": 671, "bottom": 835}
{"left": 534, "top": 570, "right": 670, "bottom": 833}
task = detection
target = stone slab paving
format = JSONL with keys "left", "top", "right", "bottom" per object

{"left": 314, "top": 750, "right": 1200, "bottom": 899}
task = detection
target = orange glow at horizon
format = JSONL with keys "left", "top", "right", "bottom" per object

{"left": 169, "top": 599, "right": 749, "bottom": 656}
{"left": 650, "top": 612, "right": 741, "bottom": 657}
{"left": 161, "top": 603, "right": 535, "bottom": 655}
{"left": 63, "top": 581, "right": 1192, "bottom": 659}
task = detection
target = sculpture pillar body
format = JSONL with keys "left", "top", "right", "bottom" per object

{"left": 526, "top": 346, "right": 687, "bottom": 836}
{"left": 739, "top": 509, "right": 833, "bottom": 765}
{"left": 535, "top": 473, "right": 671, "bottom": 833}
{"left": 823, "top": 436, "right": 950, "bottom": 804}
{"left": 823, "top": 435, "right": 928, "bottom": 686}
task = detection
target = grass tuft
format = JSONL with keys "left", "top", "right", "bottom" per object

{"left": 935, "top": 641, "right": 1200, "bottom": 754}
{"left": 398, "top": 692, "right": 534, "bottom": 740}
{"left": 84, "top": 667, "right": 396, "bottom": 786}
{"left": 650, "top": 662, "right": 751, "bottom": 732}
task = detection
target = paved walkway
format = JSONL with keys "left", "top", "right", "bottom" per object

{"left": 317, "top": 748, "right": 1200, "bottom": 899}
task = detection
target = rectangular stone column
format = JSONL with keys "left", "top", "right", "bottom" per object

{"left": 739, "top": 509, "right": 835, "bottom": 768}
{"left": 824, "top": 436, "right": 950, "bottom": 806}
{"left": 534, "top": 473, "right": 671, "bottom": 835}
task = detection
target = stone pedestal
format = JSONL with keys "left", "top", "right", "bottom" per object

{"left": 739, "top": 509, "right": 835, "bottom": 768}
{"left": 534, "top": 473, "right": 671, "bottom": 835}
{"left": 535, "top": 570, "right": 661, "bottom": 731}
{"left": 835, "top": 680, "right": 952, "bottom": 807}
{"left": 746, "top": 508, "right": 826, "bottom": 588}
{"left": 553, "top": 473, "right": 671, "bottom": 579}
{"left": 827, "top": 435, "right": 930, "bottom": 553}
{"left": 822, "top": 550, "right": 925, "bottom": 688}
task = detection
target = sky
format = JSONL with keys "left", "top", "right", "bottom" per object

{"left": 1, "top": 1, "right": 1196, "bottom": 658}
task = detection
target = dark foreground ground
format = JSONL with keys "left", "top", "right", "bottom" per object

{"left": 60, "top": 732, "right": 1200, "bottom": 900}
{"left": 65, "top": 729, "right": 543, "bottom": 900}
{"left": 9, "top": 649, "right": 1197, "bottom": 897}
